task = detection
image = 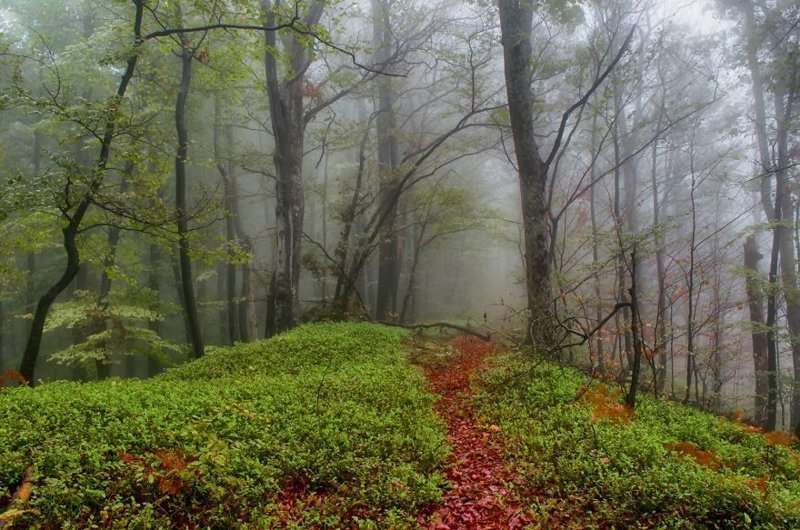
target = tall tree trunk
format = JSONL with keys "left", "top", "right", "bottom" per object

{"left": 400, "top": 222, "right": 426, "bottom": 324}
{"left": 147, "top": 243, "right": 162, "bottom": 377}
{"left": 243, "top": 261, "right": 259, "bottom": 339}
{"left": 262, "top": 1, "right": 324, "bottom": 335}
{"left": 612, "top": 115, "right": 632, "bottom": 374}
{"left": 175, "top": 27, "right": 204, "bottom": 359}
{"left": 626, "top": 248, "right": 643, "bottom": 408}
{"left": 650, "top": 112, "right": 668, "bottom": 394}
{"left": 745, "top": 234, "right": 770, "bottom": 424}
{"left": 620, "top": 87, "right": 639, "bottom": 373}
{"left": 213, "top": 95, "right": 241, "bottom": 344}
{"left": 372, "top": 0, "right": 402, "bottom": 321}
{"left": 95, "top": 169, "right": 131, "bottom": 379}
{"left": 710, "top": 229, "right": 725, "bottom": 412}
{"left": 685, "top": 141, "right": 699, "bottom": 404}
{"left": 498, "top": 0, "right": 552, "bottom": 346}
{"left": 588, "top": 111, "right": 606, "bottom": 371}
{"left": 774, "top": 85, "right": 800, "bottom": 432}
{"left": 333, "top": 116, "right": 371, "bottom": 316}
{"left": 766, "top": 208, "right": 781, "bottom": 432}
{"left": 739, "top": 0, "right": 798, "bottom": 432}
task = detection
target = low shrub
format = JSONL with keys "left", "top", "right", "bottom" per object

{"left": 474, "top": 352, "right": 800, "bottom": 529}
{"left": 0, "top": 322, "right": 448, "bottom": 528}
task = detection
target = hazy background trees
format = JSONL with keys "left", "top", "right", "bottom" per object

{"left": 1, "top": 0, "right": 799, "bottom": 432}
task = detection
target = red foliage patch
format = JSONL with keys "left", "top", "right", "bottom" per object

{"left": 762, "top": 431, "right": 796, "bottom": 447}
{"left": 583, "top": 384, "right": 634, "bottom": 424}
{"left": 421, "top": 336, "right": 535, "bottom": 529}
{"left": 664, "top": 442, "right": 722, "bottom": 471}
{"left": 746, "top": 475, "right": 769, "bottom": 494}
{"left": 0, "top": 370, "right": 28, "bottom": 388}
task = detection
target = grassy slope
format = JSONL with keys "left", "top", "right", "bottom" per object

{"left": 475, "top": 351, "right": 800, "bottom": 529}
{"left": 0, "top": 323, "right": 448, "bottom": 529}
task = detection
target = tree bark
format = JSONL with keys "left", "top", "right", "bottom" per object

{"left": 175, "top": 25, "right": 204, "bottom": 359}
{"left": 650, "top": 111, "right": 668, "bottom": 394}
{"left": 588, "top": 112, "right": 605, "bottom": 371}
{"left": 685, "top": 138, "right": 699, "bottom": 404}
{"left": 498, "top": 0, "right": 552, "bottom": 346}
{"left": 739, "top": 1, "right": 798, "bottom": 430}
{"left": 147, "top": 243, "right": 162, "bottom": 377}
{"left": 626, "top": 249, "right": 643, "bottom": 408}
{"left": 372, "top": 0, "right": 402, "bottom": 321}
{"left": 766, "top": 209, "right": 781, "bottom": 432}
{"left": 213, "top": 95, "right": 241, "bottom": 344}
{"left": 262, "top": 1, "right": 324, "bottom": 336}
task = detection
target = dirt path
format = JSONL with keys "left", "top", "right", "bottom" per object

{"left": 420, "top": 336, "right": 534, "bottom": 530}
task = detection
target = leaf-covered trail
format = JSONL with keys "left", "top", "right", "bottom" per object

{"left": 421, "top": 336, "right": 534, "bottom": 530}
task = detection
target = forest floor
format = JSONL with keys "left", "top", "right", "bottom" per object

{"left": 5, "top": 325, "right": 800, "bottom": 528}
{"left": 415, "top": 336, "right": 540, "bottom": 530}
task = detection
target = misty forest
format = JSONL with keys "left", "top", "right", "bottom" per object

{"left": 2, "top": 0, "right": 800, "bottom": 527}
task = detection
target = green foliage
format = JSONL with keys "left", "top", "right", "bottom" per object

{"left": 0, "top": 323, "right": 447, "bottom": 528}
{"left": 475, "top": 352, "right": 800, "bottom": 529}
{"left": 41, "top": 290, "right": 182, "bottom": 370}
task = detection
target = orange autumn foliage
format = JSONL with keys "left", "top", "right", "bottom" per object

{"left": 583, "top": 384, "right": 634, "bottom": 424}
{"left": 729, "top": 410, "right": 798, "bottom": 446}
{"left": 746, "top": 475, "right": 770, "bottom": 494}
{"left": 730, "top": 409, "right": 763, "bottom": 433}
{"left": 0, "top": 370, "right": 28, "bottom": 388}
{"left": 763, "top": 431, "right": 796, "bottom": 447}
{"left": 664, "top": 442, "right": 722, "bottom": 471}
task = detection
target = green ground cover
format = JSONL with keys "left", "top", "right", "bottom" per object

{"left": 475, "top": 352, "right": 800, "bottom": 529}
{"left": 0, "top": 323, "right": 448, "bottom": 528}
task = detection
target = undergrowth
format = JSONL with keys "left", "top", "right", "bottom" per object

{"left": 0, "top": 323, "right": 448, "bottom": 528}
{"left": 474, "top": 351, "right": 800, "bottom": 529}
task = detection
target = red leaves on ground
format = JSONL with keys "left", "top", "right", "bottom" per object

{"left": 583, "top": 384, "right": 634, "bottom": 424}
{"left": 663, "top": 442, "right": 722, "bottom": 471}
{"left": 422, "top": 336, "right": 534, "bottom": 529}
{"left": 762, "top": 431, "right": 796, "bottom": 447}
{"left": 746, "top": 475, "right": 769, "bottom": 493}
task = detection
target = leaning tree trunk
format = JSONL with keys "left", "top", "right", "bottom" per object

{"left": 174, "top": 29, "right": 204, "bottom": 359}
{"left": 498, "top": 0, "right": 552, "bottom": 347}
{"left": 18, "top": 1, "right": 145, "bottom": 383}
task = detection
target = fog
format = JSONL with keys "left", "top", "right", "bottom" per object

{"left": 0, "top": 0, "right": 798, "bottom": 431}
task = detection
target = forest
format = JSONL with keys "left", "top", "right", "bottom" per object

{"left": 2, "top": 0, "right": 800, "bottom": 527}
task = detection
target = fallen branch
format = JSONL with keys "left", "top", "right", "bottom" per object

{"left": 377, "top": 321, "right": 491, "bottom": 342}
{"left": 0, "top": 466, "right": 35, "bottom": 529}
